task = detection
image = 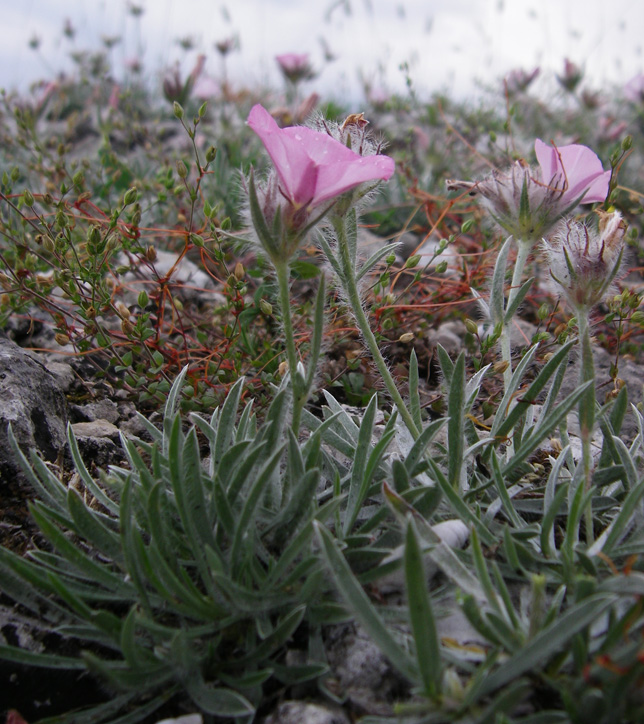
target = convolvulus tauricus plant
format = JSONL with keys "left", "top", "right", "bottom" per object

{"left": 544, "top": 210, "right": 626, "bottom": 542}
{"left": 246, "top": 104, "right": 395, "bottom": 432}
{"left": 449, "top": 139, "right": 610, "bottom": 392}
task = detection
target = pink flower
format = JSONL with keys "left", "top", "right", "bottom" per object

{"left": 535, "top": 139, "right": 610, "bottom": 206}
{"left": 247, "top": 104, "right": 395, "bottom": 211}
{"left": 275, "top": 53, "right": 315, "bottom": 83}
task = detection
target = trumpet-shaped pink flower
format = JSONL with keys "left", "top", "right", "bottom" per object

{"left": 535, "top": 139, "right": 610, "bottom": 206}
{"left": 247, "top": 104, "right": 395, "bottom": 211}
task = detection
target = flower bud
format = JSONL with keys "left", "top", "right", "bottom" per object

{"left": 405, "top": 254, "right": 421, "bottom": 269}
{"left": 465, "top": 318, "right": 479, "bottom": 335}
{"left": 537, "top": 303, "right": 549, "bottom": 321}
{"left": 145, "top": 245, "right": 157, "bottom": 262}
{"left": 259, "top": 299, "right": 273, "bottom": 315}
{"left": 123, "top": 186, "right": 138, "bottom": 205}
{"left": 206, "top": 145, "right": 217, "bottom": 163}
{"left": 398, "top": 332, "right": 414, "bottom": 343}
{"left": 173, "top": 101, "right": 184, "bottom": 119}
{"left": 116, "top": 302, "right": 130, "bottom": 319}
{"left": 234, "top": 262, "right": 245, "bottom": 280}
{"left": 23, "top": 189, "right": 35, "bottom": 207}
{"left": 176, "top": 161, "right": 188, "bottom": 179}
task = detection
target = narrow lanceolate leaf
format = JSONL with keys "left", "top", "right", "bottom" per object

{"left": 185, "top": 681, "right": 255, "bottom": 717}
{"left": 8, "top": 426, "right": 67, "bottom": 511}
{"left": 491, "top": 235, "right": 513, "bottom": 326}
{"left": 344, "top": 393, "right": 378, "bottom": 535}
{"left": 67, "top": 424, "right": 120, "bottom": 514}
{"left": 306, "top": 272, "right": 327, "bottom": 390}
{"left": 591, "top": 475, "right": 644, "bottom": 556}
{"left": 504, "top": 278, "right": 534, "bottom": 324}
{"left": 404, "top": 520, "right": 442, "bottom": 700}
{"left": 29, "top": 502, "right": 131, "bottom": 595}
{"left": 230, "top": 444, "right": 285, "bottom": 569}
{"left": 408, "top": 349, "right": 422, "bottom": 432}
{"left": 436, "top": 343, "right": 454, "bottom": 387}
{"left": 447, "top": 352, "right": 465, "bottom": 490}
{"left": 163, "top": 365, "right": 189, "bottom": 435}
{"left": 488, "top": 343, "right": 542, "bottom": 447}
{"left": 356, "top": 241, "right": 400, "bottom": 282}
{"left": 314, "top": 522, "right": 418, "bottom": 682}
{"left": 403, "top": 418, "right": 446, "bottom": 476}
{"left": 214, "top": 376, "right": 245, "bottom": 465}
{"left": 0, "top": 645, "right": 86, "bottom": 669}
{"left": 477, "top": 594, "right": 615, "bottom": 697}
{"left": 248, "top": 168, "right": 280, "bottom": 260}
{"left": 67, "top": 488, "right": 122, "bottom": 562}
{"left": 317, "top": 231, "right": 344, "bottom": 280}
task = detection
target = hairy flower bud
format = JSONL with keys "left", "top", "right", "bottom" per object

{"left": 543, "top": 211, "right": 626, "bottom": 312}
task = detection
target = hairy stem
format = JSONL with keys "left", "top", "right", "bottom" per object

{"left": 274, "top": 260, "right": 305, "bottom": 433}
{"left": 577, "top": 310, "right": 596, "bottom": 545}
{"left": 501, "top": 238, "right": 531, "bottom": 392}
{"left": 333, "top": 215, "right": 420, "bottom": 439}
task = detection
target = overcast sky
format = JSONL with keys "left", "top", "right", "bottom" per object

{"left": 1, "top": 0, "right": 643, "bottom": 101}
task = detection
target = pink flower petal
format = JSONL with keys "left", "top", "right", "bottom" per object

{"left": 248, "top": 104, "right": 395, "bottom": 209}
{"left": 535, "top": 138, "right": 609, "bottom": 204}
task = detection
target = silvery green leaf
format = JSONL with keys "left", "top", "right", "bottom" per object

{"left": 490, "top": 235, "right": 513, "bottom": 326}
{"left": 447, "top": 352, "right": 465, "bottom": 490}
{"left": 344, "top": 393, "right": 379, "bottom": 535}
{"left": 503, "top": 277, "right": 534, "bottom": 324}
{"left": 404, "top": 519, "right": 442, "bottom": 700}
{"left": 214, "top": 375, "right": 245, "bottom": 465}
{"left": 356, "top": 241, "right": 400, "bottom": 282}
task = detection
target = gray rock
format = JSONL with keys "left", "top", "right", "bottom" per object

{"left": 263, "top": 701, "right": 350, "bottom": 724}
{"left": 0, "top": 337, "right": 67, "bottom": 484}
{"left": 69, "top": 419, "right": 123, "bottom": 468}
{"left": 71, "top": 420, "right": 121, "bottom": 440}
{"left": 71, "top": 398, "right": 120, "bottom": 424}
{"left": 41, "top": 360, "right": 76, "bottom": 393}
{"left": 324, "top": 624, "right": 408, "bottom": 716}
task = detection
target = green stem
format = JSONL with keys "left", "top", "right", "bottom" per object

{"left": 577, "top": 310, "right": 596, "bottom": 545}
{"left": 274, "top": 260, "right": 304, "bottom": 433}
{"left": 333, "top": 215, "right": 420, "bottom": 439}
{"left": 501, "top": 239, "right": 531, "bottom": 392}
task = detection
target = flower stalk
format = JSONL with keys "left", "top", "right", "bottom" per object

{"left": 330, "top": 211, "right": 420, "bottom": 439}
{"left": 576, "top": 309, "right": 596, "bottom": 544}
